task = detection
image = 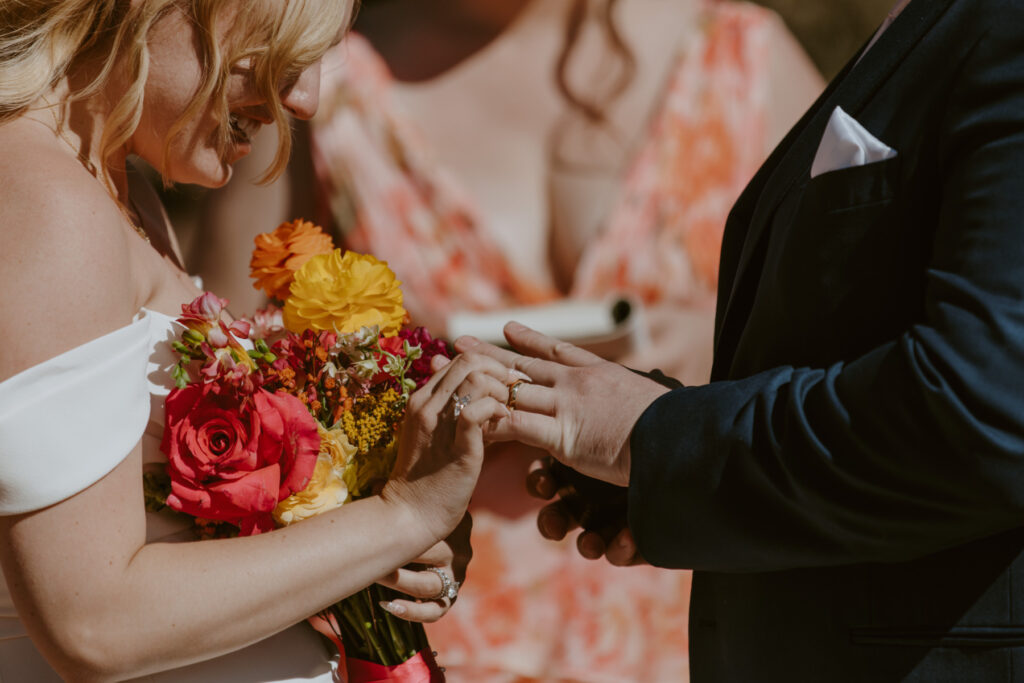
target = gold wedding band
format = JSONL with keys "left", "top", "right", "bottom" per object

{"left": 506, "top": 379, "right": 528, "bottom": 410}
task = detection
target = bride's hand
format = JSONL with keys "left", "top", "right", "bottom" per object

{"left": 381, "top": 352, "right": 521, "bottom": 542}
{"left": 376, "top": 513, "right": 472, "bottom": 621}
{"left": 456, "top": 322, "right": 670, "bottom": 486}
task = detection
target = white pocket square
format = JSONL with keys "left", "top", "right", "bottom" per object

{"left": 810, "top": 106, "right": 897, "bottom": 179}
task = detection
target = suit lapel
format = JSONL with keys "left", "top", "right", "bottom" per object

{"left": 712, "top": 40, "right": 866, "bottom": 349}
{"left": 712, "top": 0, "right": 959, "bottom": 376}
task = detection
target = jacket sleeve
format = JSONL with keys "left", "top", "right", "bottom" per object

{"left": 628, "top": 15, "right": 1024, "bottom": 573}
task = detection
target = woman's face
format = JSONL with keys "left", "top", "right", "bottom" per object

{"left": 132, "top": 4, "right": 323, "bottom": 187}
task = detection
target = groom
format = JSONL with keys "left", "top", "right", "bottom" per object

{"left": 463, "top": 0, "right": 1024, "bottom": 680}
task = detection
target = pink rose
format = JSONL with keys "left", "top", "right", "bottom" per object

{"left": 161, "top": 384, "right": 320, "bottom": 535}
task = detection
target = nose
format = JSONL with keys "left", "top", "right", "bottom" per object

{"left": 281, "top": 61, "right": 322, "bottom": 120}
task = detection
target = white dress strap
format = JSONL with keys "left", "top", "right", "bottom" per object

{"left": 0, "top": 312, "right": 155, "bottom": 515}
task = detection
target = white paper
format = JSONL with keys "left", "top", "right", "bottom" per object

{"left": 446, "top": 299, "right": 622, "bottom": 344}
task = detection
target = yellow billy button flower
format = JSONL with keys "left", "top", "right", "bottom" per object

{"left": 283, "top": 250, "right": 406, "bottom": 335}
{"left": 273, "top": 425, "right": 358, "bottom": 525}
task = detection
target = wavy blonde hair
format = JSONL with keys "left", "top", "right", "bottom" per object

{"left": 0, "top": 0, "right": 354, "bottom": 184}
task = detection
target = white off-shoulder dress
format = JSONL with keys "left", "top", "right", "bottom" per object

{"left": 0, "top": 310, "right": 337, "bottom": 682}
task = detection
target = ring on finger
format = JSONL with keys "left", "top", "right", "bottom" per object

{"left": 426, "top": 566, "right": 460, "bottom": 601}
{"left": 451, "top": 394, "right": 472, "bottom": 419}
{"left": 506, "top": 379, "right": 529, "bottom": 411}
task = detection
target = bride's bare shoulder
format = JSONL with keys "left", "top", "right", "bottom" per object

{"left": 0, "top": 124, "right": 138, "bottom": 380}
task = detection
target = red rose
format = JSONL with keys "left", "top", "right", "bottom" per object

{"left": 378, "top": 335, "right": 405, "bottom": 357}
{"left": 161, "top": 384, "right": 320, "bottom": 535}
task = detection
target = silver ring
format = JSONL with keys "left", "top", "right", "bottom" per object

{"left": 452, "top": 394, "right": 471, "bottom": 419}
{"left": 427, "top": 567, "right": 459, "bottom": 601}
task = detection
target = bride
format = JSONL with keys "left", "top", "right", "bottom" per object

{"left": 0, "top": 1, "right": 514, "bottom": 680}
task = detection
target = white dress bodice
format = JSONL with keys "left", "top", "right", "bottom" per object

{"left": 0, "top": 310, "right": 336, "bottom": 682}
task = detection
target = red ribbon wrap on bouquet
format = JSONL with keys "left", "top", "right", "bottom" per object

{"left": 346, "top": 650, "right": 444, "bottom": 683}
{"left": 308, "top": 614, "right": 444, "bottom": 683}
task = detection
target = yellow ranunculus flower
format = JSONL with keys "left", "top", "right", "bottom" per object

{"left": 283, "top": 250, "right": 406, "bottom": 335}
{"left": 274, "top": 425, "right": 358, "bottom": 525}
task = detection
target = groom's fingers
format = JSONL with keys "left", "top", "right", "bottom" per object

{"left": 526, "top": 458, "right": 558, "bottom": 500}
{"left": 577, "top": 529, "right": 608, "bottom": 560}
{"left": 503, "top": 321, "right": 604, "bottom": 368}
{"left": 537, "top": 499, "right": 579, "bottom": 541}
{"left": 486, "top": 409, "right": 564, "bottom": 458}
{"left": 605, "top": 528, "right": 645, "bottom": 567}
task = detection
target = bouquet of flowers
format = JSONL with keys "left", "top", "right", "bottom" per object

{"left": 145, "top": 219, "right": 451, "bottom": 681}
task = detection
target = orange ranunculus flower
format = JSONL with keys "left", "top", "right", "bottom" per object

{"left": 250, "top": 219, "right": 334, "bottom": 301}
{"left": 283, "top": 250, "right": 406, "bottom": 335}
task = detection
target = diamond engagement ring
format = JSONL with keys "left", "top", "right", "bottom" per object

{"left": 427, "top": 567, "right": 460, "bottom": 601}
{"left": 505, "top": 379, "right": 528, "bottom": 410}
{"left": 452, "top": 394, "right": 471, "bottom": 419}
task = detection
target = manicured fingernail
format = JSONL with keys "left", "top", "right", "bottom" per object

{"left": 508, "top": 369, "right": 532, "bottom": 383}
{"left": 379, "top": 601, "right": 406, "bottom": 616}
{"left": 457, "top": 335, "right": 481, "bottom": 348}
{"left": 506, "top": 321, "right": 526, "bottom": 333}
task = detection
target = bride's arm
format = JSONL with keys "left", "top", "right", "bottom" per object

{"left": 1, "top": 452, "right": 435, "bottom": 679}
{"left": 0, "top": 170, "right": 509, "bottom": 681}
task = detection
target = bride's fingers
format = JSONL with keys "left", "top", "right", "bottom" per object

{"left": 379, "top": 565, "right": 461, "bottom": 623}
{"left": 454, "top": 336, "right": 564, "bottom": 387}
{"left": 380, "top": 596, "right": 451, "bottom": 623}
{"left": 410, "top": 353, "right": 514, "bottom": 421}
{"left": 430, "top": 353, "right": 452, "bottom": 373}
{"left": 454, "top": 371, "right": 514, "bottom": 410}
{"left": 377, "top": 566, "right": 451, "bottom": 600}
{"left": 454, "top": 396, "right": 510, "bottom": 453}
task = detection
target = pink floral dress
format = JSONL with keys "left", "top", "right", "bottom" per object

{"left": 310, "top": 3, "right": 784, "bottom": 680}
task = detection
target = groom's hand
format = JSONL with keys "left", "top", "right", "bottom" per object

{"left": 454, "top": 322, "right": 670, "bottom": 487}
{"left": 528, "top": 457, "right": 646, "bottom": 567}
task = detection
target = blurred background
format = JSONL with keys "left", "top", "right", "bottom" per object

{"left": 161, "top": 0, "right": 896, "bottom": 237}
{"left": 756, "top": 0, "right": 894, "bottom": 78}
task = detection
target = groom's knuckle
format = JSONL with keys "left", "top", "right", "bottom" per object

{"left": 517, "top": 356, "right": 540, "bottom": 374}
{"left": 552, "top": 341, "right": 575, "bottom": 360}
{"left": 461, "top": 351, "right": 488, "bottom": 369}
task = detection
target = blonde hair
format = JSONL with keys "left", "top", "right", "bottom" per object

{"left": 0, "top": 0, "right": 354, "bottom": 184}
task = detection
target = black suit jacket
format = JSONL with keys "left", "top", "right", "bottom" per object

{"left": 628, "top": 0, "right": 1024, "bottom": 680}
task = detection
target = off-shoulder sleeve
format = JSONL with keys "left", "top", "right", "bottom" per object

{"left": 0, "top": 312, "right": 154, "bottom": 515}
